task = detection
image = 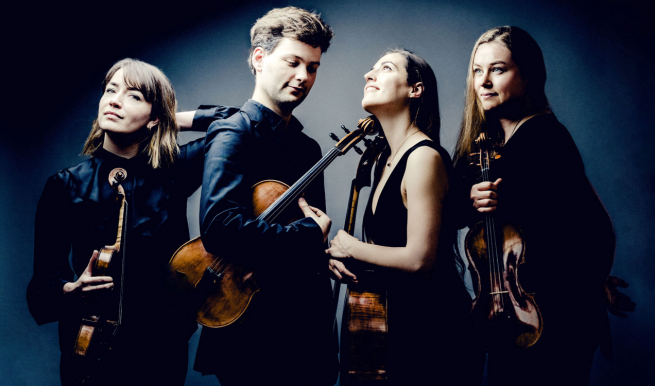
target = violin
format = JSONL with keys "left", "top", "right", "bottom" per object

{"left": 169, "top": 118, "right": 378, "bottom": 328}
{"left": 72, "top": 168, "right": 128, "bottom": 383}
{"left": 332, "top": 130, "right": 389, "bottom": 384}
{"left": 464, "top": 133, "right": 542, "bottom": 348}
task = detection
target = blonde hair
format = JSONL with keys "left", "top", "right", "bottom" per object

{"left": 82, "top": 58, "right": 179, "bottom": 169}
{"left": 454, "top": 26, "right": 549, "bottom": 163}
{"left": 248, "top": 6, "right": 333, "bottom": 75}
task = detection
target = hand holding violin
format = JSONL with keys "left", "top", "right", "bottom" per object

{"left": 63, "top": 250, "right": 114, "bottom": 296}
{"left": 471, "top": 178, "right": 502, "bottom": 213}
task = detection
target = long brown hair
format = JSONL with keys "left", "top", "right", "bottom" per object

{"left": 82, "top": 58, "right": 179, "bottom": 169}
{"left": 384, "top": 49, "right": 442, "bottom": 144}
{"left": 453, "top": 26, "right": 549, "bottom": 164}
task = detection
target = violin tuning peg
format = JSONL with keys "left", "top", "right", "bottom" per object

{"left": 329, "top": 133, "right": 340, "bottom": 142}
{"left": 341, "top": 125, "right": 350, "bottom": 134}
{"left": 353, "top": 146, "right": 363, "bottom": 155}
{"left": 363, "top": 138, "right": 372, "bottom": 147}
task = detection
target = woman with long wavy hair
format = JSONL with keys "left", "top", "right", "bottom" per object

{"left": 327, "top": 49, "right": 471, "bottom": 385}
{"left": 452, "top": 26, "right": 616, "bottom": 385}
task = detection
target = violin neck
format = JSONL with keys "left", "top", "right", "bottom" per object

{"left": 111, "top": 196, "right": 127, "bottom": 251}
{"left": 258, "top": 147, "right": 341, "bottom": 223}
{"left": 343, "top": 180, "right": 360, "bottom": 235}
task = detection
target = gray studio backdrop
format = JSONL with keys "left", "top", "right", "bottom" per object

{"left": 2, "top": 0, "right": 653, "bottom": 385}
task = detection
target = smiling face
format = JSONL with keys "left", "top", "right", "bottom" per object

{"left": 252, "top": 37, "right": 322, "bottom": 115}
{"left": 472, "top": 41, "right": 526, "bottom": 112}
{"left": 362, "top": 53, "right": 413, "bottom": 115}
{"left": 97, "top": 68, "right": 157, "bottom": 135}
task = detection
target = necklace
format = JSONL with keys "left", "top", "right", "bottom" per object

{"left": 506, "top": 117, "right": 525, "bottom": 143}
{"left": 387, "top": 130, "right": 419, "bottom": 167}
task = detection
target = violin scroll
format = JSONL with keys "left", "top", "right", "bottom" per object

{"left": 109, "top": 168, "right": 127, "bottom": 196}
{"left": 331, "top": 116, "right": 378, "bottom": 156}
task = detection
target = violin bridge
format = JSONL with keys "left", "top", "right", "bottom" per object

{"left": 490, "top": 291, "right": 509, "bottom": 295}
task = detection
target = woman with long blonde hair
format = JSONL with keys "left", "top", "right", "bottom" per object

{"left": 453, "top": 26, "right": 616, "bottom": 385}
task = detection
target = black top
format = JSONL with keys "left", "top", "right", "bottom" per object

{"left": 194, "top": 100, "right": 337, "bottom": 385}
{"left": 453, "top": 113, "right": 614, "bottom": 334}
{"left": 28, "top": 142, "right": 205, "bottom": 331}
{"left": 27, "top": 105, "right": 239, "bottom": 385}
{"left": 362, "top": 140, "right": 471, "bottom": 384}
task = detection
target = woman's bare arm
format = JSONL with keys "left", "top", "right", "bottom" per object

{"left": 327, "top": 147, "right": 447, "bottom": 273}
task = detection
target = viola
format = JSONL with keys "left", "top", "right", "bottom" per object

{"left": 169, "top": 118, "right": 378, "bottom": 328}
{"left": 72, "top": 168, "right": 128, "bottom": 383}
{"left": 332, "top": 131, "right": 389, "bottom": 384}
{"left": 464, "top": 133, "right": 542, "bottom": 348}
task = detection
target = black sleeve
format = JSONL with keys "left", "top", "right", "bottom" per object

{"left": 175, "top": 105, "right": 242, "bottom": 197}
{"left": 176, "top": 137, "right": 206, "bottom": 198}
{"left": 199, "top": 117, "right": 324, "bottom": 270}
{"left": 505, "top": 120, "right": 613, "bottom": 294}
{"left": 191, "top": 105, "right": 241, "bottom": 133}
{"left": 451, "top": 155, "right": 483, "bottom": 230}
{"left": 27, "top": 173, "right": 76, "bottom": 325}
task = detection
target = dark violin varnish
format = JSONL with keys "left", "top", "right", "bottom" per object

{"left": 342, "top": 280, "right": 388, "bottom": 383}
{"left": 465, "top": 133, "right": 543, "bottom": 349}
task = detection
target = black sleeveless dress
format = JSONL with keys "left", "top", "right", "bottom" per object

{"left": 362, "top": 140, "right": 472, "bottom": 385}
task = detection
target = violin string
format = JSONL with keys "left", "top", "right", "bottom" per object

{"left": 480, "top": 150, "right": 497, "bottom": 316}
{"left": 483, "top": 179, "right": 498, "bottom": 314}
{"left": 489, "top": 153, "right": 505, "bottom": 313}
{"left": 488, "top": 159, "right": 505, "bottom": 313}
{"left": 261, "top": 148, "right": 340, "bottom": 222}
{"left": 482, "top": 148, "right": 503, "bottom": 314}
{"left": 264, "top": 129, "right": 366, "bottom": 221}
{"left": 264, "top": 148, "right": 340, "bottom": 221}
{"left": 209, "top": 258, "right": 220, "bottom": 272}
{"left": 490, "top": 147, "right": 507, "bottom": 313}
{"left": 262, "top": 148, "right": 339, "bottom": 220}
{"left": 212, "top": 257, "right": 227, "bottom": 273}
{"left": 210, "top": 255, "right": 233, "bottom": 276}
{"left": 207, "top": 146, "right": 343, "bottom": 278}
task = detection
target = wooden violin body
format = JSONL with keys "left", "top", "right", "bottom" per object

{"left": 466, "top": 222, "right": 542, "bottom": 348}
{"left": 465, "top": 133, "right": 542, "bottom": 348}
{"left": 334, "top": 132, "right": 389, "bottom": 384}
{"left": 169, "top": 180, "right": 299, "bottom": 327}
{"left": 169, "top": 118, "right": 378, "bottom": 328}
{"left": 341, "top": 267, "right": 389, "bottom": 384}
{"left": 73, "top": 248, "right": 121, "bottom": 358}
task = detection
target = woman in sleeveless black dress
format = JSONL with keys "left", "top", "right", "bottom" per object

{"left": 326, "top": 49, "right": 472, "bottom": 385}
